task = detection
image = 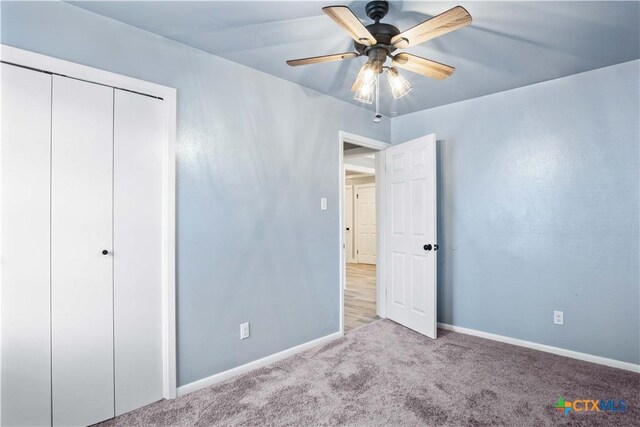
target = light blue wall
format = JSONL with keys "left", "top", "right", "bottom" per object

{"left": 0, "top": 1, "right": 390, "bottom": 386}
{"left": 2, "top": 0, "right": 637, "bottom": 381}
{"left": 392, "top": 60, "right": 640, "bottom": 364}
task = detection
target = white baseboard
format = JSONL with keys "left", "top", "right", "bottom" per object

{"left": 437, "top": 322, "right": 640, "bottom": 373}
{"left": 177, "top": 331, "right": 343, "bottom": 396}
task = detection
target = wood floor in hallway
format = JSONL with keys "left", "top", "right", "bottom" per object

{"left": 344, "top": 263, "right": 377, "bottom": 332}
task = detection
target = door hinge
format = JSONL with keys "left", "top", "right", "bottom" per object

{"left": 357, "top": 250, "right": 359, "bottom": 254}
{"left": 356, "top": 194, "right": 359, "bottom": 199}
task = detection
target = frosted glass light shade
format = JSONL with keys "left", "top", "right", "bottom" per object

{"left": 351, "top": 62, "right": 377, "bottom": 93}
{"left": 386, "top": 67, "right": 412, "bottom": 99}
{"left": 354, "top": 82, "right": 374, "bottom": 104}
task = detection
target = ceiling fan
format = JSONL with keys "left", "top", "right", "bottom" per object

{"left": 286, "top": 1, "right": 472, "bottom": 120}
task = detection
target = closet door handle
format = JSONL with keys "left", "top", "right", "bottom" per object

{"left": 102, "top": 250, "right": 109, "bottom": 255}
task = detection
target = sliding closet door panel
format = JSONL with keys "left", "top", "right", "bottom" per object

{"left": 0, "top": 63, "right": 52, "bottom": 427}
{"left": 113, "top": 90, "right": 164, "bottom": 415}
{"left": 51, "top": 76, "right": 114, "bottom": 426}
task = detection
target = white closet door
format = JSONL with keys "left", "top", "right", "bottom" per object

{"left": 51, "top": 75, "right": 115, "bottom": 426}
{"left": 1, "top": 63, "right": 52, "bottom": 427}
{"left": 113, "top": 89, "right": 164, "bottom": 415}
{"left": 356, "top": 184, "right": 377, "bottom": 264}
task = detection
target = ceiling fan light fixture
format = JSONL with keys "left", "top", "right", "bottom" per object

{"left": 286, "top": 1, "right": 472, "bottom": 114}
{"left": 351, "top": 62, "right": 378, "bottom": 92}
{"left": 354, "top": 81, "right": 375, "bottom": 104}
{"left": 386, "top": 67, "right": 412, "bottom": 99}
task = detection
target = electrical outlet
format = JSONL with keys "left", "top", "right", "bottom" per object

{"left": 554, "top": 311, "right": 564, "bottom": 325}
{"left": 240, "top": 322, "right": 250, "bottom": 339}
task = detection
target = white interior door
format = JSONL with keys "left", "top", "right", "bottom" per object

{"left": 51, "top": 75, "right": 115, "bottom": 426}
{"left": 385, "top": 134, "right": 437, "bottom": 338}
{"left": 356, "top": 184, "right": 376, "bottom": 264}
{"left": 1, "top": 63, "right": 52, "bottom": 427}
{"left": 344, "top": 185, "right": 355, "bottom": 263}
{"left": 113, "top": 89, "right": 164, "bottom": 415}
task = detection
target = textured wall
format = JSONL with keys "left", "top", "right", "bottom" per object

{"left": 392, "top": 61, "right": 640, "bottom": 364}
{"left": 0, "top": 1, "right": 390, "bottom": 386}
{"left": 2, "top": 1, "right": 637, "bottom": 387}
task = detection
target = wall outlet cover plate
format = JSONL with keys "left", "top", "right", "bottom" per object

{"left": 553, "top": 311, "right": 564, "bottom": 325}
{"left": 240, "top": 322, "right": 250, "bottom": 339}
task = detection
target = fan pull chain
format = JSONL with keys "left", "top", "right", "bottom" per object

{"left": 374, "top": 72, "right": 382, "bottom": 123}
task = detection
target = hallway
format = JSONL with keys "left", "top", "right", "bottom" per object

{"left": 344, "top": 263, "right": 377, "bottom": 332}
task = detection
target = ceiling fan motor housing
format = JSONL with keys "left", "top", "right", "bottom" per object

{"left": 355, "top": 22, "right": 400, "bottom": 59}
{"left": 365, "top": 0, "right": 389, "bottom": 21}
{"left": 355, "top": 1, "right": 400, "bottom": 62}
{"left": 365, "top": 47, "right": 388, "bottom": 73}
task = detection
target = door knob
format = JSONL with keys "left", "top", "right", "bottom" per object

{"left": 423, "top": 244, "right": 432, "bottom": 251}
{"left": 346, "top": 227, "right": 350, "bottom": 231}
{"left": 102, "top": 250, "right": 109, "bottom": 255}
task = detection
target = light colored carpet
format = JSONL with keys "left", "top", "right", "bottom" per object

{"left": 98, "top": 320, "right": 639, "bottom": 426}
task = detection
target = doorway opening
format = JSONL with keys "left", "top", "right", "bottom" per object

{"left": 344, "top": 144, "right": 378, "bottom": 332}
{"left": 339, "top": 132, "right": 389, "bottom": 334}
{"left": 339, "top": 131, "right": 438, "bottom": 339}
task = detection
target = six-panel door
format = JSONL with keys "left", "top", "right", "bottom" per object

{"left": 356, "top": 184, "right": 377, "bottom": 264}
{"left": 385, "top": 134, "right": 437, "bottom": 339}
{"left": 344, "top": 185, "right": 355, "bottom": 263}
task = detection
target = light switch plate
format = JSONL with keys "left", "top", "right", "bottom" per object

{"left": 320, "top": 197, "right": 327, "bottom": 210}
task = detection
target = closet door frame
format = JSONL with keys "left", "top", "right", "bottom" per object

{"left": 0, "top": 44, "right": 179, "bottom": 399}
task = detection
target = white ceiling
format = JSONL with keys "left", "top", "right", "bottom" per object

{"left": 70, "top": 1, "right": 640, "bottom": 116}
